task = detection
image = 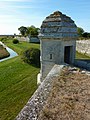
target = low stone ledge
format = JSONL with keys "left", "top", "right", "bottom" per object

{"left": 74, "top": 60, "right": 90, "bottom": 70}
{"left": 15, "top": 64, "right": 64, "bottom": 120}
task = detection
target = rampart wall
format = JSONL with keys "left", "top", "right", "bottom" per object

{"left": 76, "top": 40, "right": 90, "bottom": 56}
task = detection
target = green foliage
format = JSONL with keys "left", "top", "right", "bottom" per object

{"left": 87, "top": 33, "right": 90, "bottom": 38}
{"left": 77, "top": 27, "right": 84, "bottom": 37}
{"left": 82, "top": 32, "right": 88, "bottom": 38}
{"left": 0, "top": 37, "right": 8, "bottom": 43}
{"left": 13, "top": 39, "right": 19, "bottom": 44}
{"left": 77, "top": 27, "right": 90, "bottom": 39}
{"left": 18, "top": 25, "right": 39, "bottom": 37}
{"left": 22, "top": 48, "right": 40, "bottom": 67}
{"left": 18, "top": 26, "right": 28, "bottom": 36}
{"left": 27, "top": 25, "right": 39, "bottom": 37}
{"left": 82, "top": 32, "right": 90, "bottom": 38}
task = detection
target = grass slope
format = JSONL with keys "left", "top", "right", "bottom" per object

{"left": 5, "top": 40, "right": 39, "bottom": 55}
{"left": 0, "top": 40, "right": 40, "bottom": 120}
{"left": 0, "top": 45, "right": 10, "bottom": 59}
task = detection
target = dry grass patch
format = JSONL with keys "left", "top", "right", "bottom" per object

{"left": 38, "top": 67, "right": 90, "bottom": 120}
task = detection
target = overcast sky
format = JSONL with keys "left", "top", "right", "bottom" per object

{"left": 0, "top": 0, "right": 90, "bottom": 34}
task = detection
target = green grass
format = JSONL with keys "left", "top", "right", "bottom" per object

{"left": 76, "top": 51, "right": 90, "bottom": 59}
{"left": 5, "top": 39, "right": 40, "bottom": 55}
{"left": 0, "top": 40, "right": 40, "bottom": 120}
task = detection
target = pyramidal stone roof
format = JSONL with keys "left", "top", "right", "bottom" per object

{"left": 39, "top": 11, "right": 77, "bottom": 40}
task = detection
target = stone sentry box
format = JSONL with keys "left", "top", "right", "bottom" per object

{"left": 39, "top": 11, "right": 77, "bottom": 80}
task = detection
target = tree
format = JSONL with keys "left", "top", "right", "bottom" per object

{"left": 77, "top": 27, "right": 84, "bottom": 37}
{"left": 82, "top": 32, "right": 88, "bottom": 38}
{"left": 27, "top": 26, "right": 39, "bottom": 37}
{"left": 18, "top": 25, "right": 40, "bottom": 37}
{"left": 18, "top": 26, "right": 28, "bottom": 36}
{"left": 87, "top": 33, "right": 90, "bottom": 38}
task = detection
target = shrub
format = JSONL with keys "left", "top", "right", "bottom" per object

{"left": 13, "top": 39, "right": 19, "bottom": 44}
{"left": 0, "top": 37, "right": 8, "bottom": 43}
{"left": 22, "top": 48, "right": 40, "bottom": 67}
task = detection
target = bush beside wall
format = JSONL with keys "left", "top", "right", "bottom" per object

{"left": 22, "top": 48, "right": 40, "bottom": 67}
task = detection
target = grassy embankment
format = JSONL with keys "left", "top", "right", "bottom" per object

{"left": 0, "top": 44, "right": 10, "bottom": 59}
{"left": 0, "top": 39, "right": 40, "bottom": 120}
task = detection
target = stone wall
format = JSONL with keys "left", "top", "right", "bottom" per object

{"left": 29, "top": 37, "right": 40, "bottom": 43}
{"left": 15, "top": 36, "right": 30, "bottom": 42}
{"left": 15, "top": 64, "right": 64, "bottom": 120}
{"left": 75, "top": 40, "right": 90, "bottom": 70}
{"left": 76, "top": 40, "right": 90, "bottom": 56}
{"left": 15, "top": 36, "right": 40, "bottom": 43}
{"left": 74, "top": 60, "right": 90, "bottom": 71}
{"left": 41, "top": 39, "right": 76, "bottom": 80}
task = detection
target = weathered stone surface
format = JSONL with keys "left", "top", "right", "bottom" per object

{"left": 76, "top": 40, "right": 90, "bottom": 56}
{"left": 38, "top": 67, "right": 90, "bottom": 120}
{"left": 75, "top": 40, "right": 90, "bottom": 70}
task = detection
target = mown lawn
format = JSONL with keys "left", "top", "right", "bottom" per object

{"left": 0, "top": 40, "right": 40, "bottom": 120}
{"left": 5, "top": 39, "right": 40, "bottom": 55}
